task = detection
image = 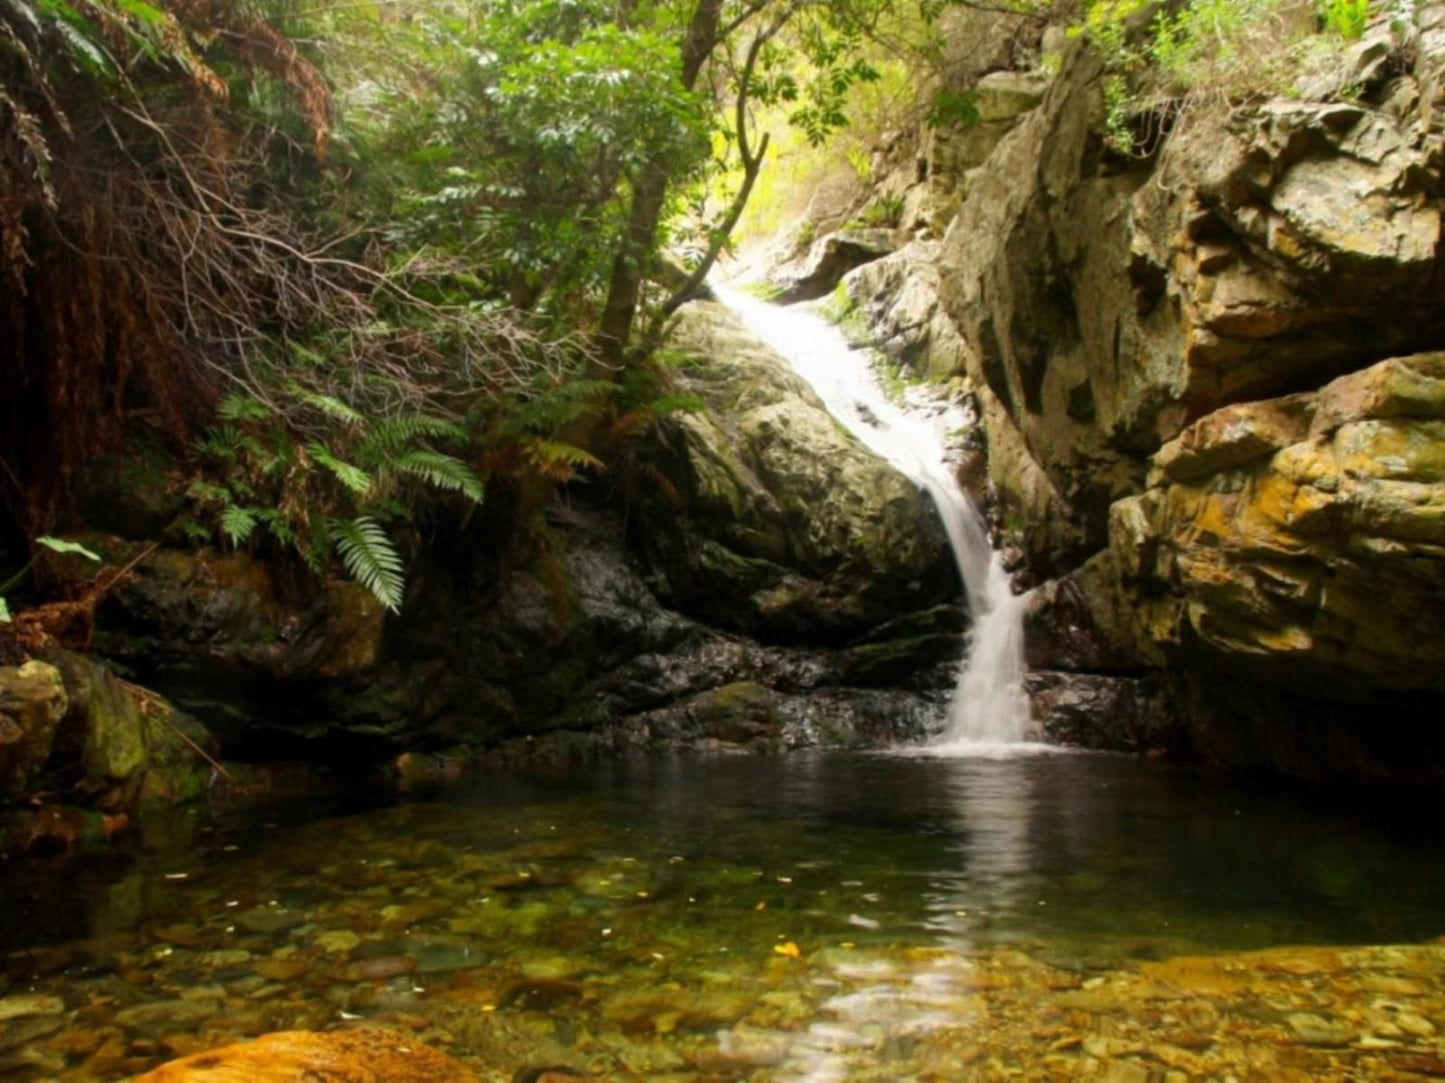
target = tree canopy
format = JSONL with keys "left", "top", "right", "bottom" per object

{"left": 0, "top": 0, "right": 1000, "bottom": 608}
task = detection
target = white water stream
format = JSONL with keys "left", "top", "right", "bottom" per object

{"left": 712, "top": 284, "right": 1037, "bottom": 750}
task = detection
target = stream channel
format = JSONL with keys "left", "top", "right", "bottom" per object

{"left": 2, "top": 755, "right": 1445, "bottom": 1079}
{"left": 3, "top": 299, "right": 1445, "bottom": 1080}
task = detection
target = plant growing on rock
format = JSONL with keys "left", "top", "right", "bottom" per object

{"left": 185, "top": 393, "right": 486, "bottom": 612}
{"left": 1081, "top": 0, "right": 1373, "bottom": 155}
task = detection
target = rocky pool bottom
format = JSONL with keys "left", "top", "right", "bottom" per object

{"left": 1, "top": 752, "right": 1444, "bottom": 1081}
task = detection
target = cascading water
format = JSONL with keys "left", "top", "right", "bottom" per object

{"left": 712, "top": 284, "right": 1037, "bottom": 748}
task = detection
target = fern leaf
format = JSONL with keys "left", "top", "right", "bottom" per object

{"left": 393, "top": 450, "right": 484, "bottom": 503}
{"left": 306, "top": 442, "right": 373, "bottom": 495}
{"left": 363, "top": 413, "right": 469, "bottom": 453}
{"left": 525, "top": 439, "right": 605, "bottom": 481}
{"left": 331, "top": 516, "right": 405, "bottom": 612}
{"left": 217, "top": 394, "right": 273, "bottom": 422}
{"left": 220, "top": 505, "right": 259, "bottom": 545}
{"left": 647, "top": 393, "right": 706, "bottom": 417}
{"left": 0, "top": 595, "right": 10, "bottom": 623}
{"left": 290, "top": 385, "right": 364, "bottom": 427}
{"left": 507, "top": 379, "right": 617, "bottom": 434}
{"left": 49, "top": 12, "right": 112, "bottom": 77}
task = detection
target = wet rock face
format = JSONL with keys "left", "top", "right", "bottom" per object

{"left": 1118, "top": 353, "right": 1445, "bottom": 693}
{"left": 94, "top": 545, "right": 385, "bottom": 690}
{"left": 354, "top": 508, "right": 956, "bottom": 755}
{"left": 87, "top": 511, "right": 957, "bottom": 759}
{"left": 637, "top": 303, "right": 959, "bottom": 646}
{"left": 0, "top": 650, "right": 210, "bottom": 855}
{"left": 938, "top": 21, "right": 1445, "bottom": 572}
{"left": 908, "top": 11, "right": 1445, "bottom": 775}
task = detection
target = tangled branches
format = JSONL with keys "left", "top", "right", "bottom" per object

{"left": 0, "top": 0, "right": 577, "bottom": 539}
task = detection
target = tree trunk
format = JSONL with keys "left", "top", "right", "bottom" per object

{"left": 594, "top": 0, "right": 724, "bottom": 370}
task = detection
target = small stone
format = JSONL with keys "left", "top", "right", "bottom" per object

{"left": 1398, "top": 1012, "right": 1437, "bottom": 1038}
{"left": 315, "top": 930, "right": 362, "bottom": 955}
{"left": 0, "top": 994, "right": 65, "bottom": 1021}
{"left": 1287, "top": 1012, "right": 1355, "bottom": 1047}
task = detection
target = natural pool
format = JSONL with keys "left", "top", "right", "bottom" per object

{"left": 2, "top": 750, "right": 1444, "bottom": 1080}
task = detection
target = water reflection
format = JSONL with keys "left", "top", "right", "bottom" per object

{"left": 3, "top": 754, "right": 1445, "bottom": 1080}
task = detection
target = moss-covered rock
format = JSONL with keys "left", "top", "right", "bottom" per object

{"left": 0, "top": 660, "right": 68, "bottom": 801}
{"left": 44, "top": 649, "right": 213, "bottom": 810}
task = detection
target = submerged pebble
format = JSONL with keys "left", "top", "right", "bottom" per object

{"left": 2, "top": 756, "right": 1444, "bottom": 1080}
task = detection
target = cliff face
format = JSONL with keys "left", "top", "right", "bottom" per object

{"left": 939, "top": 8, "right": 1445, "bottom": 777}
{"left": 823, "top": 6, "right": 1445, "bottom": 776}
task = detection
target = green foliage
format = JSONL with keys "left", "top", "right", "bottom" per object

{"left": 855, "top": 192, "right": 906, "bottom": 228}
{"left": 0, "top": 535, "right": 103, "bottom": 622}
{"left": 925, "top": 87, "right": 981, "bottom": 129}
{"left": 1081, "top": 0, "right": 1364, "bottom": 154}
{"left": 185, "top": 393, "right": 483, "bottom": 611}
{"left": 331, "top": 517, "right": 406, "bottom": 613}
{"left": 34, "top": 536, "right": 101, "bottom": 562}
{"left": 1321, "top": 0, "right": 1370, "bottom": 38}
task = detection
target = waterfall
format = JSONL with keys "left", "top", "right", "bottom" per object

{"left": 711, "top": 285, "right": 1036, "bottom": 748}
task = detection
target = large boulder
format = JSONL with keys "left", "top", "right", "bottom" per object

{"left": 345, "top": 508, "right": 957, "bottom": 754}
{"left": 1113, "top": 352, "right": 1445, "bottom": 694}
{"left": 773, "top": 228, "right": 897, "bottom": 303}
{"left": 0, "top": 650, "right": 209, "bottom": 854}
{"left": 938, "top": 22, "right": 1445, "bottom": 575}
{"left": 94, "top": 543, "right": 385, "bottom": 686}
{"left": 906, "top": 13, "right": 1445, "bottom": 775}
{"left": 636, "top": 302, "right": 958, "bottom": 644}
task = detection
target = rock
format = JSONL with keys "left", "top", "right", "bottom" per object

{"left": 90, "top": 540, "right": 384, "bottom": 738}
{"left": 0, "top": 660, "right": 68, "bottom": 800}
{"left": 496, "top": 979, "right": 584, "bottom": 1011}
{"left": 0, "top": 805, "right": 108, "bottom": 855}
{"left": 0, "top": 994, "right": 65, "bottom": 1022}
{"left": 773, "top": 229, "right": 897, "bottom": 303}
{"left": 938, "top": 40, "right": 1445, "bottom": 574}
{"left": 132, "top": 1027, "right": 478, "bottom": 1082}
{"left": 683, "top": 681, "right": 779, "bottom": 745}
{"left": 1118, "top": 354, "right": 1445, "bottom": 696}
{"left": 43, "top": 649, "right": 213, "bottom": 810}
{"left": 840, "top": 241, "right": 970, "bottom": 380}
{"left": 639, "top": 302, "right": 957, "bottom": 644}
{"left": 974, "top": 71, "right": 1048, "bottom": 122}
{"left": 1288, "top": 1012, "right": 1355, "bottom": 1047}
{"left": 1026, "top": 671, "right": 1177, "bottom": 753}
{"left": 115, "top": 999, "right": 220, "bottom": 1030}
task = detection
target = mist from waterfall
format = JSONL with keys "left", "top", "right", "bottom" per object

{"left": 711, "top": 285, "right": 1037, "bottom": 749}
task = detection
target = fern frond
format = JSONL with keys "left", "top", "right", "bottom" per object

{"left": 331, "top": 516, "right": 405, "bottom": 612}
{"left": 506, "top": 379, "right": 616, "bottom": 434}
{"left": 392, "top": 450, "right": 484, "bottom": 503}
{"left": 290, "top": 385, "right": 365, "bottom": 427}
{"left": 217, "top": 393, "right": 273, "bottom": 422}
{"left": 361, "top": 413, "right": 468, "bottom": 456}
{"left": 36, "top": 536, "right": 101, "bottom": 561}
{"left": 647, "top": 393, "right": 706, "bottom": 417}
{"left": 524, "top": 438, "right": 606, "bottom": 481}
{"left": 220, "top": 504, "right": 259, "bottom": 545}
{"left": 306, "top": 441, "right": 373, "bottom": 495}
